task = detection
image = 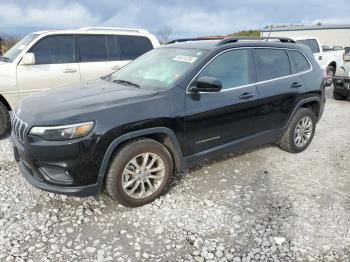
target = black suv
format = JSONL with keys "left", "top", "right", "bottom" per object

{"left": 11, "top": 37, "right": 326, "bottom": 207}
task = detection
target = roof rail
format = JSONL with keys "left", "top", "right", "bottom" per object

{"left": 79, "top": 27, "right": 149, "bottom": 34}
{"left": 167, "top": 36, "right": 225, "bottom": 44}
{"left": 217, "top": 37, "right": 296, "bottom": 46}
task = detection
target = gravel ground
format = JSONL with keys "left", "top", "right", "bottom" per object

{"left": 0, "top": 87, "right": 349, "bottom": 262}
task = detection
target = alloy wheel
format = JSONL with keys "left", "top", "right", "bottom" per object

{"left": 121, "top": 153, "right": 165, "bottom": 199}
{"left": 294, "top": 116, "right": 313, "bottom": 148}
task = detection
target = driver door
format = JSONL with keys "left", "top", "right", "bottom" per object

{"left": 17, "top": 35, "right": 80, "bottom": 98}
{"left": 184, "top": 49, "right": 259, "bottom": 156}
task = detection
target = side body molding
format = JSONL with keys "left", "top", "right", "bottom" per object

{"left": 96, "top": 127, "right": 183, "bottom": 191}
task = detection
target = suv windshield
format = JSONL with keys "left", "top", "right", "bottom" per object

{"left": 111, "top": 47, "right": 208, "bottom": 89}
{"left": 1, "top": 33, "right": 39, "bottom": 62}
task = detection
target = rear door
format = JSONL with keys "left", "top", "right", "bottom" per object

{"left": 17, "top": 35, "right": 80, "bottom": 97}
{"left": 252, "top": 48, "right": 306, "bottom": 132}
{"left": 77, "top": 35, "right": 126, "bottom": 81}
{"left": 184, "top": 48, "right": 259, "bottom": 156}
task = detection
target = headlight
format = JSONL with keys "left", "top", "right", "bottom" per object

{"left": 29, "top": 122, "right": 95, "bottom": 141}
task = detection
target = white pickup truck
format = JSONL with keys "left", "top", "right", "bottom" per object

{"left": 291, "top": 37, "right": 344, "bottom": 85}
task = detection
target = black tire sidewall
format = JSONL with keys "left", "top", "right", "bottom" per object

{"left": 106, "top": 139, "right": 173, "bottom": 207}
{"left": 333, "top": 90, "right": 345, "bottom": 100}
{"left": 0, "top": 103, "right": 10, "bottom": 139}
{"left": 288, "top": 108, "right": 316, "bottom": 153}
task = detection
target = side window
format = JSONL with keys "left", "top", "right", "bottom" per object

{"left": 296, "top": 39, "right": 320, "bottom": 53}
{"left": 106, "top": 36, "right": 120, "bottom": 61}
{"left": 117, "top": 35, "right": 153, "bottom": 60}
{"left": 198, "top": 49, "right": 250, "bottom": 90}
{"left": 255, "top": 48, "right": 290, "bottom": 81}
{"left": 30, "top": 35, "right": 74, "bottom": 64}
{"left": 77, "top": 35, "right": 108, "bottom": 62}
{"left": 288, "top": 50, "right": 311, "bottom": 73}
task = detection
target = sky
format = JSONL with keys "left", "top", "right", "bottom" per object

{"left": 0, "top": 0, "right": 350, "bottom": 39}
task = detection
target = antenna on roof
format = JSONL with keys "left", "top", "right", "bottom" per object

{"left": 266, "top": 25, "right": 273, "bottom": 41}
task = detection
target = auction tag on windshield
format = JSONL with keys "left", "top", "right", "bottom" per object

{"left": 173, "top": 55, "right": 198, "bottom": 63}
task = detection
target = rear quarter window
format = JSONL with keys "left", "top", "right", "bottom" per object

{"left": 288, "top": 50, "right": 311, "bottom": 73}
{"left": 254, "top": 48, "right": 291, "bottom": 81}
{"left": 117, "top": 35, "right": 153, "bottom": 60}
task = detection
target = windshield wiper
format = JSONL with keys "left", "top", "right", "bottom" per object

{"left": 0, "top": 56, "right": 9, "bottom": 62}
{"left": 112, "top": 79, "right": 140, "bottom": 88}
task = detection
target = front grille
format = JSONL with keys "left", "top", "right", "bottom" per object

{"left": 11, "top": 113, "right": 28, "bottom": 143}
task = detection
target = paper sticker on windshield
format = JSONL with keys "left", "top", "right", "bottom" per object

{"left": 173, "top": 55, "right": 198, "bottom": 63}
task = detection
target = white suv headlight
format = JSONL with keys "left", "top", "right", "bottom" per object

{"left": 29, "top": 122, "right": 95, "bottom": 141}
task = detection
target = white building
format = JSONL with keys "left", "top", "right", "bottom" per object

{"left": 261, "top": 24, "right": 350, "bottom": 48}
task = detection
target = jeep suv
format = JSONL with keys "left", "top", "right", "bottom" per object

{"left": 0, "top": 27, "right": 159, "bottom": 138}
{"left": 11, "top": 37, "right": 326, "bottom": 207}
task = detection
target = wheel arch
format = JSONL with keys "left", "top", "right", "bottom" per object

{"left": 328, "top": 61, "right": 336, "bottom": 70}
{"left": 96, "top": 127, "right": 183, "bottom": 191}
{"left": 0, "top": 94, "right": 12, "bottom": 111}
{"left": 286, "top": 97, "right": 322, "bottom": 127}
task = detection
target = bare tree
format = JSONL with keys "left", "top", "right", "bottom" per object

{"left": 0, "top": 32, "right": 21, "bottom": 49}
{"left": 158, "top": 25, "right": 173, "bottom": 44}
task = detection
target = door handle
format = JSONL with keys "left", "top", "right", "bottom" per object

{"left": 239, "top": 92, "right": 256, "bottom": 99}
{"left": 319, "top": 56, "right": 322, "bottom": 60}
{"left": 63, "top": 68, "right": 77, "bottom": 73}
{"left": 291, "top": 82, "right": 303, "bottom": 88}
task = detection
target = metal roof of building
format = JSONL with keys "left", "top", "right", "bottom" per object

{"left": 261, "top": 24, "right": 350, "bottom": 32}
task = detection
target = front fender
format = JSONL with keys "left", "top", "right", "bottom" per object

{"left": 96, "top": 127, "right": 183, "bottom": 192}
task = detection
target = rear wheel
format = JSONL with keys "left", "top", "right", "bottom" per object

{"left": 279, "top": 108, "right": 316, "bottom": 153}
{"left": 326, "top": 66, "right": 335, "bottom": 86}
{"left": 0, "top": 102, "right": 11, "bottom": 139}
{"left": 105, "top": 138, "right": 173, "bottom": 207}
{"left": 333, "top": 90, "right": 346, "bottom": 100}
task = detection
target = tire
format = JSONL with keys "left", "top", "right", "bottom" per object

{"left": 333, "top": 90, "right": 346, "bottom": 100}
{"left": 326, "top": 66, "right": 335, "bottom": 86}
{"left": 279, "top": 108, "right": 316, "bottom": 153}
{"left": 0, "top": 102, "right": 11, "bottom": 139}
{"left": 105, "top": 138, "right": 173, "bottom": 207}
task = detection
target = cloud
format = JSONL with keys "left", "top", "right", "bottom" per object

{"left": 0, "top": 2, "right": 99, "bottom": 28}
{"left": 1, "top": 0, "right": 350, "bottom": 38}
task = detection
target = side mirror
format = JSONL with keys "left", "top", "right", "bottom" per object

{"left": 22, "top": 53, "right": 35, "bottom": 65}
{"left": 190, "top": 76, "right": 222, "bottom": 93}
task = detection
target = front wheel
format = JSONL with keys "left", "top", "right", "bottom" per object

{"left": 279, "top": 108, "right": 316, "bottom": 153}
{"left": 0, "top": 102, "right": 11, "bottom": 139}
{"left": 333, "top": 90, "right": 346, "bottom": 100}
{"left": 105, "top": 138, "right": 173, "bottom": 207}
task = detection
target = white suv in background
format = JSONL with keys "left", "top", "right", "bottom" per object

{"left": 0, "top": 27, "right": 160, "bottom": 138}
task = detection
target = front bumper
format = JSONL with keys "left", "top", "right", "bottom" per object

{"left": 11, "top": 132, "right": 102, "bottom": 197}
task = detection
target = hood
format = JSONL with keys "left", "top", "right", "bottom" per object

{"left": 0, "top": 62, "right": 14, "bottom": 76}
{"left": 17, "top": 79, "right": 159, "bottom": 124}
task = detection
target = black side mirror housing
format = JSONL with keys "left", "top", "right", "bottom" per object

{"left": 190, "top": 76, "right": 222, "bottom": 93}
